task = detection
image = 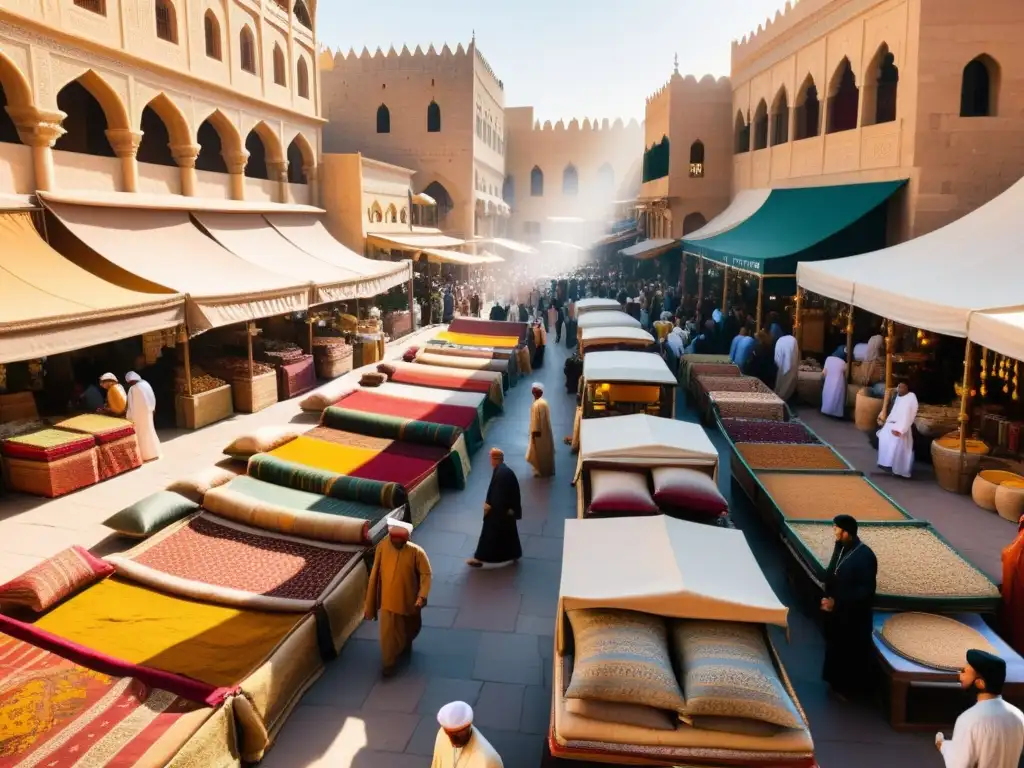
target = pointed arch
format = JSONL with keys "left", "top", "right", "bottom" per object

{"left": 239, "top": 26, "right": 257, "bottom": 74}
{"left": 0, "top": 53, "right": 33, "bottom": 145}
{"left": 862, "top": 44, "right": 898, "bottom": 126}
{"left": 770, "top": 86, "right": 789, "bottom": 145}
{"left": 137, "top": 94, "right": 189, "bottom": 167}
{"left": 155, "top": 0, "right": 177, "bottom": 43}
{"left": 368, "top": 201, "right": 382, "bottom": 223}
{"left": 376, "top": 103, "right": 390, "bottom": 133}
{"left": 427, "top": 100, "right": 441, "bottom": 132}
{"left": 688, "top": 140, "right": 704, "bottom": 177}
{"left": 204, "top": 10, "right": 221, "bottom": 60}
{"left": 961, "top": 55, "right": 1000, "bottom": 118}
{"left": 400, "top": 207, "right": 408, "bottom": 224}
{"left": 58, "top": 69, "right": 130, "bottom": 131}
{"left": 272, "top": 44, "right": 286, "bottom": 86}
{"left": 733, "top": 111, "right": 749, "bottom": 154}
{"left": 530, "top": 166, "right": 544, "bottom": 197}
{"left": 562, "top": 164, "right": 578, "bottom": 196}
{"left": 752, "top": 99, "right": 769, "bottom": 150}
{"left": 285, "top": 131, "right": 314, "bottom": 184}
{"left": 293, "top": 0, "right": 312, "bottom": 29}
{"left": 502, "top": 175, "right": 515, "bottom": 207}
{"left": 794, "top": 74, "right": 820, "bottom": 140}
{"left": 385, "top": 204, "right": 398, "bottom": 223}
{"left": 297, "top": 57, "right": 310, "bottom": 99}
{"left": 682, "top": 212, "right": 707, "bottom": 235}
{"left": 195, "top": 108, "right": 242, "bottom": 174}
{"left": 826, "top": 57, "right": 859, "bottom": 133}
{"left": 53, "top": 71, "right": 130, "bottom": 156}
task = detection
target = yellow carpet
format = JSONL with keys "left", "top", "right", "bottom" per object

{"left": 436, "top": 331, "right": 519, "bottom": 349}
{"left": 269, "top": 435, "right": 379, "bottom": 475}
{"left": 35, "top": 578, "right": 300, "bottom": 687}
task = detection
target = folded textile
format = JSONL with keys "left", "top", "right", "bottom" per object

{"left": 247, "top": 453, "right": 407, "bottom": 508}
{"left": 55, "top": 413, "right": 136, "bottom": 443}
{"left": 321, "top": 407, "right": 463, "bottom": 449}
{"left": 226, "top": 475, "right": 392, "bottom": 522}
{"left": 1, "top": 428, "right": 96, "bottom": 461}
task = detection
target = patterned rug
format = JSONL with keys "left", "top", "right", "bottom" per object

{"left": 0, "top": 634, "right": 209, "bottom": 767}
{"left": 304, "top": 425, "right": 393, "bottom": 452}
{"left": 97, "top": 434, "right": 143, "bottom": 481}
{"left": 132, "top": 515, "right": 356, "bottom": 601}
{"left": 337, "top": 390, "right": 478, "bottom": 431}
{"left": 54, "top": 413, "right": 136, "bottom": 444}
{"left": 388, "top": 365, "right": 495, "bottom": 394}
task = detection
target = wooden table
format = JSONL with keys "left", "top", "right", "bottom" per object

{"left": 873, "top": 611, "right": 1024, "bottom": 731}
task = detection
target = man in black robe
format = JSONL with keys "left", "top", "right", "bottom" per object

{"left": 821, "top": 514, "right": 878, "bottom": 699}
{"left": 467, "top": 448, "right": 522, "bottom": 569}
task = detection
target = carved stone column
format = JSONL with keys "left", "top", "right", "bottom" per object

{"left": 106, "top": 128, "right": 143, "bottom": 193}
{"left": 267, "top": 160, "right": 289, "bottom": 204}
{"left": 171, "top": 143, "right": 201, "bottom": 197}
{"left": 225, "top": 151, "right": 249, "bottom": 201}
{"left": 8, "top": 106, "right": 66, "bottom": 192}
{"left": 303, "top": 164, "right": 319, "bottom": 207}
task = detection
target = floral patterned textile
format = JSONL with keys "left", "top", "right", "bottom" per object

{"left": 0, "top": 634, "right": 207, "bottom": 767}
{"left": 1, "top": 428, "right": 96, "bottom": 462}
{"left": 0, "top": 546, "right": 113, "bottom": 612}
{"left": 132, "top": 515, "right": 356, "bottom": 601}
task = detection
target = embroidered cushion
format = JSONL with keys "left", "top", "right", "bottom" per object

{"left": 565, "top": 698, "right": 676, "bottom": 731}
{"left": 0, "top": 546, "right": 114, "bottom": 612}
{"left": 166, "top": 465, "right": 239, "bottom": 504}
{"left": 376, "top": 363, "right": 398, "bottom": 378}
{"left": 103, "top": 490, "right": 199, "bottom": 538}
{"left": 651, "top": 467, "right": 727, "bottom": 519}
{"left": 223, "top": 426, "right": 302, "bottom": 459}
{"left": 360, "top": 372, "right": 387, "bottom": 387}
{"left": 588, "top": 470, "right": 658, "bottom": 516}
{"left": 671, "top": 620, "right": 803, "bottom": 729}
{"left": 565, "top": 608, "right": 686, "bottom": 714}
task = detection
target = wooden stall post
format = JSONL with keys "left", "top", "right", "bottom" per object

{"left": 721, "top": 266, "right": 729, "bottom": 313}
{"left": 306, "top": 317, "right": 314, "bottom": 354}
{"left": 844, "top": 303, "right": 855, "bottom": 387}
{"left": 794, "top": 287, "right": 804, "bottom": 349}
{"left": 880, "top": 319, "right": 895, "bottom": 418}
{"left": 958, "top": 341, "right": 974, "bottom": 470}
{"left": 180, "top": 325, "right": 193, "bottom": 396}
{"left": 354, "top": 298, "right": 361, "bottom": 322}
{"left": 408, "top": 272, "right": 416, "bottom": 330}
{"left": 246, "top": 321, "right": 255, "bottom": 378}
{"left": 755, "top": 276, "right": 765, "bottom": 333}
{"left": 697, "top": 256, "right": 704, "bottom": 307}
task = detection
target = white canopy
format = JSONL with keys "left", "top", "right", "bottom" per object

{"left": 796, "top": 175, "right": 1024, "bottom": 339}
{"left": 577, "top": 311, "right": 641, "bottom": 330}
{"left": 620, "top": 238, "right": 675, "bottom": 259}
{"left": 580, "top": 326, "right": 655, "bottom": 345}
{"left": 575, "top": 298, "right": 622, "bottom": 314}
{"left": 970, "top": 310, "right": 1024, "bottom": 362}
{"left": 557, "top": 515, "right": 788, "bottom": 652}
{"left": 578, "top": 413, "right": 717, "bottom": 467}
{"left": 683, "top": 188, "right": 771, "bottom": 243}
{"left": 583, "top": 350, "right": 676, "bottom": 385}
{"left": 481, "top": 237, "right": 537, "bottom": 254}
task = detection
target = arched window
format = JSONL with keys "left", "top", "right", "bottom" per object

{"left": 368, "top": 202, "right": 382, "bottom": 223}
{"left": 297, "top": 58, "right": 309, "bottom": 99}
{"left": 155, "top": 0, "right": 177, "bottom": 43}
{"left": 0, "top": 80, "right": 23, "bottom": 145}
{"left": 195, "top": 118, "right": 228, "bottom": 173}
{"left": 961, "top": 55, "right": 999, "bottom": 118}
{"left": 563, "top": 164, "right": 578, "bottom": 196}
{"left": 377, "top": 104, "right": 390, "bottom": 134}
{"left": 244, "top": 130, "right": 269, "bottom": 179}
{"left": 795, "top": 76, "right": 820, "bottom": 140}
{"left": 530, "top": 166, "right": 544, "bottom": 197}
{"left": 54, "top": 80, "right": 116, "bottom": 157}
{"left": 272, "top": 45, "right": 286, "bottom": 86}
{"left": 827, "top": 58, "right": 859, "bottom": 133}
{"left": 688, "top": 141, "right": 704, "bottom": 177}
{"left": 733, "top": 112, "right": 749, "bottom": 154}
{"left": 427, "top": 101, "right": 441, "bottom": 133}
{"left": 770, "top": 88, "right": 789, "bottom": 145}
{"left": 286, "top": 138, "right": 308, "bottom": 184}
{"left": 752, "top": 99, "right": 769, "bottom": 150}
{"left": 240, "top": 27, "right": 256, "bottom": 74}
{"left": 502, "top": 176, "right": 515, "bottom": 207}
{"left": 293, "top": 0, "right": 312, "bottom": 29}
{"left": 137, "top": 105, "right": 176, "bottom": 167}
{"left": 385, "top": 204, "right": 398, "bottom": 223}
{"left": 204, "top": 11, "right": 221, "bottom": 60}
{"left": 863, "top": 45, "right": 899, "bottom": 125}
{"left": 682, "top": 212, "right": 707, "bottom": 236}
{"left": 400, "top": 207, "right": 408, "bottom": 224}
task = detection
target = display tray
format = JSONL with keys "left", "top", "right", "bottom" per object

{"left": 233, "top": 370, "right": 279, "bottom": 414}
{"left": 175, "top": 385, "right": 234, "bottom": 430}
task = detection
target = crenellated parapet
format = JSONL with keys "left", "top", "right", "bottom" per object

{"left": 645, "top": 73, "right": 731, "bottom": 106}
{"left": 526, "top": 117, "right": 644, "bottom": 135}
{"left": 731, "top": 0, "right": 837, "bottom": 70}
{"left": 327, "top": 41, "right": 476, "bottom": 73}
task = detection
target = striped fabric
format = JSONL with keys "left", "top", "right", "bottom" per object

{"left": 247, "top": 453, "right": 407, "bottom": 509}
{"left": 321, "top": 407, "right": 463, "bottom": 449}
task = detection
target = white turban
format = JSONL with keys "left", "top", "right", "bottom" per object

{"left": 437, "top": 701, "right": 473, "bottom": 730}
{"left": 531, "top": 382, "right": 544, "bottom": 393}
{"left": 99, "top": 372, "right": 117, "bottom": 383}
{"left": 386, "top": 518, "right": 413, "bottom": 537}
{"left": 125, "top": 371, "right": 141, "bottom": 384}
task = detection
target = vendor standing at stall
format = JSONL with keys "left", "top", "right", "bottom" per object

{"left": 877, "top": 381, "right": 919, "bottom": 478}
{"left": 773, "top": 331, "right": 799, "bottom": 401}
{"left": 97, "top": 373, "right": 127, "bottom": 417}
{"left": 821, "top": 352, "right": 848, "bottom": 418}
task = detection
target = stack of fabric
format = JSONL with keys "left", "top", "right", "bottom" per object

{"left": 55, "top": 414, "right": 142, "bottom": 481}
{"left": 312, "top": 337, "right": 353, "bottom": 379}
{"left": 1, "top": 427, "right": 100, "bottom": 497}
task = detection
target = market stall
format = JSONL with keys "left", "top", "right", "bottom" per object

{"left": 578, "top": 326, "right": 655, "bottom": 356}
{"left": 581, "top": 351, "right": 676, "bottom": 419}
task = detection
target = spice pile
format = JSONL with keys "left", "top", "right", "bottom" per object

{"left": 736, "top": 443, "right": 848, "bottom": 471}
{"left": 175, "top": 366, "right": 227, "bottom": 394}
{"left": 710, "top": 391, "right": 786, "bottom": 420}
{"left": 207, "top": 357, "right": 274, "bottom": 380}
{"left": 312, "top": 337, "right": 353, "bottom": 361}
{"left": 759, "top": 474, "right": 907, "bottom": 521}
{"left": 799, "top": 358, "right": 822, "bottom": 373}
{"left": 790, "top": 522, "right": 1000, "bottom": 600}
{"left": 696, "top": 375, "right": 773, "bottom": 395}
{"left": 721, "top": 418, "right": 820, "bottom": 445}
{"left": 262, "top": 340, "right": 306, "bottom": 365}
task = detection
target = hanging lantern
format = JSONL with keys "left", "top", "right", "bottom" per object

{"left": 1014, "top": 361, "right": 1020, "bottom": 402}
{"left": 980, "top": 348, "right": 988, "bottom": 397}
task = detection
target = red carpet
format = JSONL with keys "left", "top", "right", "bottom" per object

{"left": 350, "top": 441, "right": 449, "bottom": 488}
{"left": 336, "top": 390, "right": 477, "bottom": 431}
{"left": 389, "top": 367, "right": 494, "bottom": 394}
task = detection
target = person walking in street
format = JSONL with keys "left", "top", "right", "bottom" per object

{"left": 526, "top": 382, "right": 555, "bottom": 477}
{"left": 467, "top": 448, "right": 522, "bottom": 569}
{"left": 125, "top": 371, "right": 160, "bottom": 461}
{"left": 431, "top": 702, "right": 503, "bottom": 767}
{"left": 937, "top": 649, "right": 1024, "bottom": 767}
{"left": 821, "top": 514, "right": 877, "bottom": 700}
{"left": 820, "top": 351, "right": 848, "bottom": 418}
{"left": 364, "top": 519, "right": 432, "bottom": 677}
{"left": 773, "top": 331, "right": 799, "bottom": 401}
{"left": 442, "top": 288, "right": 455, "bottom": 323}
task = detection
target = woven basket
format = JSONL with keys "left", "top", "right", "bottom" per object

{"left": 845, "top": 382, "right": 862, "bottom": 408}
{"left": 175, "top": 385, "right": 234, "bottom": 430}
{"left": 855, "top": 389, "right": 884, "bottom": 431}
{"left": 972, "top": 470, "right": 1024, "bottom": 512}
{"left": 232, "top": 370, "right": 278, "bottom": 414}
{"left": 796, "top": 371, "right": 823, "bottom": 407}
{"left": 931, "top": 437, "right": 990, "bottom": 494}
{"left": 995, "top": 481, "right": 1024, "bottom": 523}
{"left": 3, "top": 448, "right": 100, "bottom": 497}
{"left": 0, "top": 391, "right": 39, "bottom": 423}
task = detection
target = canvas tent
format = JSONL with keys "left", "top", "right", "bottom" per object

{"left": 575, "top": 298, "right": 622, "bottom": 315}
{"left": 577, "top": 311, "right": 641, "bottom": 331}
{"left": 579, "top": 325, "right": 655, "bottom": 351}
{"left": 557, "top": 515, "right": 789, "bottom": 652}
{"left": 582, "top": 351, "right": 676, "bottom": 385}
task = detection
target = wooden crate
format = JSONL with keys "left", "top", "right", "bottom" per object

{"left": 232, "top": 371, "right": 278, "bottom": 413}
{"left": 175, "top": 384, "right": 234, "bottom": 430}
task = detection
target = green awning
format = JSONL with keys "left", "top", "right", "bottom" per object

{"left": 681, "top": 180, "right": 906, "bottom": 276}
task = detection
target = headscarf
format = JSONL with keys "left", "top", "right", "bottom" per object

{"left": 99, "top": 372, "right": 117, "bottom": 383}
{"left": 967, "top": 649, "right": 1006, "bottom": 690}
{"left": 833, "top": 514, "right": 858, "bottom": 536}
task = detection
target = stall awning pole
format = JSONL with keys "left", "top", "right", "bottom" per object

{"left": 882, "top": 319, "right": 895, "bottom": 418}
{"left": 408, "top": 273, "right": 415, "bottom": 330}
{"left": 794, "top": 288, "right": 804, "bottom": 349}
{"left": 697, "top": 256, "right": 704, "bottom": 307}
{"left": 306, "top": 317, "right": 314, "bottom": 354}
{"left": 179, "top": 325, "right": 193, "bottom": 397}
{"left": 958, "top": 341, "right": 974, "bottom": 472}
{"left": 844, "top": 304, "right": 855, "bottom": 388}
{"left": 721, "top": 266, "right": 729, "bottom": 313}
{"left": 247, "top": 321, "right": 255, "bottom": 378}
{"left": 755, "top": 276, "right": 765, "bottom": 334}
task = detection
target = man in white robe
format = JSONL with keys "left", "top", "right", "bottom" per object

{"left": 431, "top": 701, "right": 503, "bottom": 767}
{"left": 820, "top": 353, "right": 848, "bottom": 418}
{"left": 125, "top": 371, "right": 160, "bottom": 462}
{"left": 937, "top": 649, "right": 1024, "bottom": 768}
{"left": 773, "top": 333, "right": 799, "bottom": 401}
{"left": 876, "top": 382, "right": 918, "bottom": 478}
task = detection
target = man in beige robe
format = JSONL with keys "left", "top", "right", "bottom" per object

{"left": 364, "top": 518, "right": 433, "bottom": 676}
{"left": 526, "top": 382, "right": 555, "bottom": 477}
{"left": 431, "top": 701, "right": 503, "bottom": 767}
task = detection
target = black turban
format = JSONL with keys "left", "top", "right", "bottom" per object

{"left": 967, "top": 649, "right": 1006, "bottom": 690}
{"left": 833, "top": 514, "right": 858, "bottom": 536}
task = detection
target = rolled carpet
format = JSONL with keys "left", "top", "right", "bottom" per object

{"left": 447, "top": 317, "right": 528, "bottom": 343}
{"left": 425, "top": 343, "right": 513, "bottom": 361}
{"left": 247, "top": 453, "right": 407, "bottom": 509}
{"left": 414, "top": 351, "right": 513, "bottom": 389}
{"left": 321, "top": 407, "right": 464, "bottom": 449}
{"left": 224, "top": 475, "right": 393, "bottom": 524}
{"left": 435, "top": 330, "right": 519, "bottom": 349}
{"left": 333, "top": 390, "right": 483, "bottom": 453}
{"left": 383, "top": 361, "right": 504, "bottom": 413}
